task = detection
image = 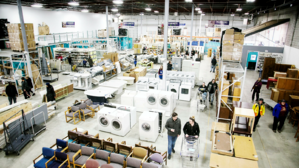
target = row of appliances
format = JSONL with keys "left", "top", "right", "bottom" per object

{"left": 168, "top": 79, "right": 192, "bottom": 101}
{"left": 182, "top": 60, "right": 201, "bottom": 85}
{"left": 97, "top": 103, "right": 136, "bottom": 137}
{"left": 136, "top": 77, "right": 160, "bottom": 91}
{"left": 166, "top": 71, "right": 196, "bottom": 88}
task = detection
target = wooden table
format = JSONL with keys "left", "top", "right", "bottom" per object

{"left": 210, "top": 153, "right": 258, "bottom": 168}
{"left": 233, "top": 135, "right": 258, "bottom": 161}
{"left": 232, "top": 107, "right": 255, "bottom": 137}
{"left": 210, "top": 122, "right": 230, "bottom": 141}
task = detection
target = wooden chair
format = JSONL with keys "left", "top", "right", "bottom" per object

{"left": 89, "top": 137, "right": 104, "bottom": 150}
{"left": 65, "top": 106, "right": 81, "bottom": 124}
{"left": 295, "top": 122, "right": 299, "bottom": 142}
{"left": 78, "top": 103, "right": 95, "bottom": 121}
{"left": 288, "top": 107, "right": 299, "bottom": 127}
{"left": 103, "top": 138, "right": 116, "bottom": 153}
{"left": 116, "top": 141, "right": 133, "bottom": 158}
{"left": 128, "top": 147, "right": 147, "bottom": 161}
{"left": 64, "top": 129, "right": 88, "bottom": 144}
{"left": 82, "top": 99, "right": 100, "bottom": 112}
{"left": 73, "top": 146, "right": 95, "bottom": 168}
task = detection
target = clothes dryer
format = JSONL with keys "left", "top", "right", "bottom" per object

{"left": 168, "top": 79, "right": 181, "bottom": 99}
{"left": 110, "top": 103, "right": 136, "bottom": 128}
{"left": 158, "top": 91, "right": 176, "bottom": 113}
{"left": 139, "top": 111, "right": 159, "bottom": 142}
{"left": 179, "top": 84, "right": 192, "bottom": 101}
{"left": 134, "top": 91, "right": 149, "bottom": 112}
{"left": 146, "top": 90, "right": 160, "bottom": 109}
{"left": 149, "top": 109, "right": 166, "bottom": 133}
{"left": 110, "top": 110, "right": 131, "bottom": 136}
{"left": 97, "top": 107, "right": 116, "bottom": 133}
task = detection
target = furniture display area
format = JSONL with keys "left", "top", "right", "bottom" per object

{"left": 40, "top": 83, "right": 73, "bottom": 102}
{"left": 233, "top": 135, "right": 258, "bottom": 161}
{"left": 270, "top": 77, "right": 299, "bottom": 102}
{"left": 231, "top": 107, "right": 255, "bottom": 137}
{"left": 255, "top": 52, "right": 283, "bottom": 71}
{"left": 209, "top": 153, "right": 258, "bottom": 168}
{"left": 261, "top": 57, "right": 293, "bottom": 80}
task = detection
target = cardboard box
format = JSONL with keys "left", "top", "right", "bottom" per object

{"left": 233, "top": 46, "right": 243, "bottom": 52}
{"left": 232, "top": 52, "right": 242, "bottom": 61}
{"left": 234, "top": 34, "right": 245, "bottom": 40}
{"left": 110, "top": 52, "right": 119, "bottom": 63}
{"left": 38, "top": 25, "right": 50, "bottom": 35}
{"left": 225, "top": 29, "right": 234, "bottom": 35}
{"left": 234, "top": 40, "right": 244, "bottom": 45}
{"left": 222, "top": 46, "right": 234, "bottom": 52}
{"left": 223, "top": 35, "right": 234, "bottom": 41}
{"left": 222, "top": 52, "right": 232, "bottom": 61}
{"left": 222, "top": 41, "right": 234, "bottom": 46}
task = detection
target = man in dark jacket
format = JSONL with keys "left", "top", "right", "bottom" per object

{"left": 21, "top": 77, "right": 30, "bottom": 99}
{"left": 165, "top": 112, "right": 181, "bottom": 160}
{"left": 26, "top": 76, "right": 35, "bottom": 96}
{"left": 251, "top": 77, "right": 262, "bottom": 102}
{"left": 183, "top": 116, "right": 200, "bottom": 138}
{"left": 67, "top": 56, "right": 72, "bottom": 65}
{"left": 5, "top": 82, "right": 18, "bottom": 105}
{"left": 207, "top": 79, "right": 218, "bottom": 105}
{"left": 88, "top": 56, "right": 94, "bottom": 67}
{"left": 211, "top": 57, "right": 217, "bottom": 73}
{"left": 46, "top": 83, "right": 56, "bottom": 102}
{"left": 272, "top": 99, "right": 289, "bottom": 133}
{"left": 167, "top": 61, "right": 172, "bottom": 70}
{"left": 198, "top": 82, "right": 207, "bottom": 104}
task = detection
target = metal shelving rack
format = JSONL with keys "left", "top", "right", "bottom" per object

{"left": 216, "top": 57, "right": 247, "bottom": 123}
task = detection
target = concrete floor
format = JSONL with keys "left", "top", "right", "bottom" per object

{"left": 0, "top": 56, "right": 298, "bottom": 168}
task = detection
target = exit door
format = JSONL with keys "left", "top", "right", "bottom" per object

{"left": 247, "top": 52, "right": 258, "bottom": 70}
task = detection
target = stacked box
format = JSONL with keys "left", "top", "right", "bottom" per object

{"left": 222, "top": 29, "right": 245, "bottom": 61}
{"left": 133, "top": 43, "right": 142, "bottom": 54}
{"left": 103, "top": 52, "right": 119, "bottom": 63}
{"left": 98, "top": 27, "right": 114, "bottom": 37}
{"left": 7, "top": 23, "right": 36, "bottom": 51}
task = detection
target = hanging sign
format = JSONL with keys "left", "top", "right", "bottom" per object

{"left": 123, "top": 22, "right": 135, "bottom": 28}
{"left": 62, "top": 21, "right": 75, "bottom": 28}
{"left": 187, "top": 41, "right": 199, "bottom": 46}
{"left": 168, "top": 22, "right": 180, "bottom": 29}
{"left": 251, "top": 55, "right": 257, "bottom": 61}
{"left": 208, "top": 20, "right": 229, "bottom": 28}
{"left": 179, "top": 23, "right": 186, "bottom": 27}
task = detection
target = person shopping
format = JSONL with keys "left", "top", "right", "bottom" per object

{"left": 198, "top": 82, "right": 207, "bottom": 104}
{"left": 251, "top": 78, "right": 262, "bottom": 102}
{"left": 207, "top": 79, "right": 218, "bottom": 105}
{"left": 158, "top": 65, "right": 163, "bottom": 80}
{"left": 134, "top": 56, "right": 137, "bottom": 67}
{"left": 88, "top": 56, "right": 94, "bottom": 67}
{"left": 252, "top": 98, "right": 265, "bottom": 132}
{"left": 272, "top": 99, "right": 289, "bottom": 133}
{"left": 21, "top": 77, "right": 30, "bottom": 99}
{"left": 183, "top": 116, "right": 200, "bottom": 138}
{"left": 46, "top": 83, "right": 56, "bottom": 102}
{"left": 5, "top": 82, "right": 18, "bottom": 105}
{"left": 211, "top": 57, "right": 217, "bottom": 73}
{"left": 26, "top": 76, "right": 35, "bottom": 96}
{"left": 167, "top": 61, "right": 172, "bottom": 70}
{"left": 165, "top": 112, "right": 181, "bottom": 160}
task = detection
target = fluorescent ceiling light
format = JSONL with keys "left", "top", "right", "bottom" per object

{"left": 244, "top": 12, "right": 249, "bottom": 15}
{"left": 246, "top": 0, "right": 255, "bottom": 2}
{"left": 185, "top": 0, "right": 192, "bottom": 2}
{"left": 116, "top": 13, "right": 121, "bottom": 16}
{"left": 201, "top": 13, "right": 205, "bottom": 16}
{"left": 81, "top": 9, "right": 89, "bottom": 13}
{"left": 140, "top": 13, "right": 144, "bottom": 15}
{"left": 231, "top": 14, "right": 235, "bottom": 16}
{"left": 111, "top": 8, "right": 118, "bottom": 12}
{"left": 195, "top": 7, "right": 201, "bottom": 11}
{"left": 113, "top": 0, "right": 123, "bottom": 4}
{"left": 174, "top": 12, "right": 178, "bottom": 16}
{"left": 198, "top": 11, "right": 202, "bottom": 14}
{"left": 31, "top": 3, "right": 43, "bottom": 8}
{"left": 68, "top": 1, "right": 79, "bottom": 6}
{"left": 154, "top": 10, "right": 159, "bottom": 13}
{"left": 145, "top": 7, "right": 151, "bottom": 11}
{"left": 236, "top": 8, "right": 242, "bottom": 11}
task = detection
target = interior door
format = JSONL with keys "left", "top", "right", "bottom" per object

{"left": 247, "top": 52, "right": 258, "bottom": 70}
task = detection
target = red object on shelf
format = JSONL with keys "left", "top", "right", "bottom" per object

{"left": 267, "top": 78, "right": 277, "bottom": 89}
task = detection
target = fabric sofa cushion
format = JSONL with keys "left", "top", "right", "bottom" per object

{"left": 109, "top": 163, "right": 123, "bottom": 168}
{"left": 95, "top": 159, "right": 108, "bottom": 166}
{"left": 150, "top": 153, "right": 163, "bottom": 164}
{"left": 142, "top": 163, "right": 161, "bottom": 168}
{"left": 66, "top": 112, "right": 79, "bottom": 117}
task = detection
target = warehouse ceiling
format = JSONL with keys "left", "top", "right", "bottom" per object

{"left": 0, "top": 0, "right": 298, "bottom": 16}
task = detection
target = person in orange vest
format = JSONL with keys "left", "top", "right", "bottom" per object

{"left": 252, "top": 98, "right": 265, "bottom": 132}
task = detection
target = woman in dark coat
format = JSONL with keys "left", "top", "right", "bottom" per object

{"left": 183, "top": 116, "right": 200, "bottom": 138}
{"left": 252, "top": 77, "right": 262, "bottom": 102}
{"left": 46, "top": 83, "right": 56, "bottom": 102}
{"left": 88, "top": 56, "right": 94, "bottom": 67}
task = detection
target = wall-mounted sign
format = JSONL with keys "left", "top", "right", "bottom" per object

{"left": 123, "top": 22, "right": 135, "bottom": 28}
{"left": 62, "top": 21, "right": 75, "bottom": 28}
{"left": 168, "top": 22, "right": 180, "bottom": 29}
{"left": 251, "top": 55, "right": 257, "bottom": 61}
{"left": 187, "top": 41, "right": 199, "bottom": 46}
{"left": 179, "top": 23, "right": 186, "bottom": 27}
{"left": 208, "top": 20, "right": 229, "bottom": 28}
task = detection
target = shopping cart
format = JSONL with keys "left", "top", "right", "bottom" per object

{"left": 197, "top": 89, "right": 207, "bottom": 112}
{"left": 180, "top": 136, "right": 200, "bottom": 168}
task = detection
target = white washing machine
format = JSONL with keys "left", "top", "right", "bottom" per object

{"left": 121, "top": 90, "right": 137, "bottom": 106}
{"left": 179, "top": 84, "right": 192, "bottom": 101}
{"left": 134, "top": 91, "right": 149, "bottom": 112}
{"left": 97, "top": 107, "right": 116, "bottom": 133}
{"left": 149, "top": 109, "right": 166, "bottom": 133}
{"left": 158, "top": 91, "right": 176, "bottom": 113}
{"left": 139, "top": 111, "right": 159, "bottom": 142}
{"left": 168, "top": 79, "right": 181, "bottom": 99}
{"left": 110, "top": 103, "right": 137, "bottom": 128}
{"left": 110, "top": 110, "right": 131, "bottom": 137}
{"left": 146, "top": 90, "right": 160, "bottom": 109}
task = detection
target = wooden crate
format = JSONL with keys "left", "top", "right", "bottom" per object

{"left": 286, "top": 69, "right": 299, "bottom": 78}
{"left": 271, "top": 88, "right": 279, "bottom": 102}
{"left": 277, "top": 77, "right": 299, "bottom": 91}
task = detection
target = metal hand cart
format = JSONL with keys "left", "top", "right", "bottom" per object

{"left": 197, "top": 89, "right": 207, "bottom": 112}
{"left": 180, "top": 136, "right": 200, "bottom": 168}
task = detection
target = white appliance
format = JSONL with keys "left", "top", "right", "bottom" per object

{"left": 168, "top": 79, "right": 181, "bottom": 99}
{"left": 110, "top": 110, "right": 131, "bottom": 136}
{"left": 146, "top": 90, "right": 160, "bottom": 109}
{"left": 99, "top": 80, "right": 126, "bottom": 94}
{"left": 121, "top": 90, "right": 137, "bottom": 106}
{"left": 139, "top": 111, "right": 159, "bottom": 142}
{"left": 191, "top": 61, "right": 200, "bottom": 85}
{"left": 110, "top": 103, "right": 137, "bottom": 128}
{"left": 136, "top": 77, "right": 149, "bottom": 91}
{"left": 149, "top": 109, "right": 166, "bottom": 133}
{"left": 134, "top": 91, "right": 149, "bottom": 112}
{"left": 179, "top": 84, "right": 192, "bottom": 101}
{"left": 97, "top": 107, "right": 116, "bottom": 133}
{"left": 148, "top": 79, "right": 159, "bottom": 90}
{"left": 158, "top": 91, "right": 176, "bottom": 113}
{"left": 182, "top": 60, "right": 192, "bottom": 71}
